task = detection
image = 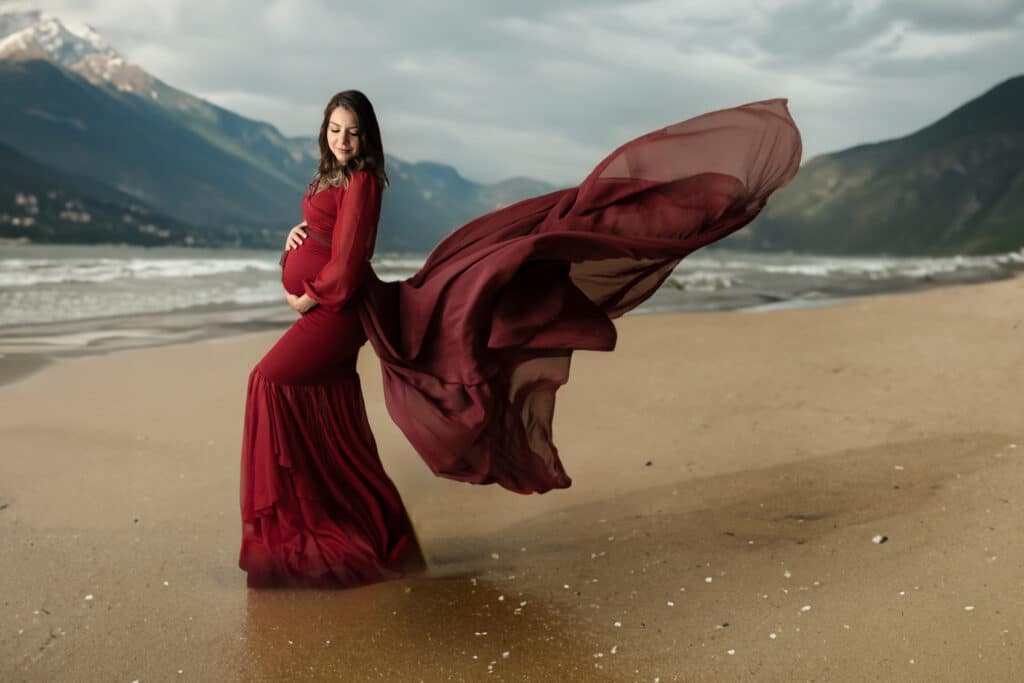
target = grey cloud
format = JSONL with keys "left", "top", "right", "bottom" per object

{"left": 888, "top": 0, "right": 1024, "bottom": 32}
{"left": 745, "top": 0, "right": 1024, "bottom": 67}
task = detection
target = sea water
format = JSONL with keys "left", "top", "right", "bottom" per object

{"left": 1, "top": 243, "right": 1022, "bottom": 328}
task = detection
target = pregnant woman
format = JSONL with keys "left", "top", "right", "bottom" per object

{"left": 239, "top": 91, "right": 425, "bottom": 587}
{"left": 239, "top": 89, "right": 802, "bottom": 588}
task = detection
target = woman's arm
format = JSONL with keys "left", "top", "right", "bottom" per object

{"left": 299, "top": 170, "right": 382, "bottom": 312}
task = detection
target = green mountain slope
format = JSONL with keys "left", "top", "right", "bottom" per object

{"left": 0, "top": 141, "right": 216, "bottom": 245}
{"left": 0, "top": 59, "right": 302, "bottom": 240}
{"left": 725, "top": 75, "right": 1024, "bottom": 255}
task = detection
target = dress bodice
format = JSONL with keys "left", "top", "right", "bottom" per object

{"left": 301, "top": 184, "right": 342, "bottom": 236}
{"left": 289, "top": 171, "right": 382, "bottom": 311}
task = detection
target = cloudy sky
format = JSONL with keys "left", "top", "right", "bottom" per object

{"left": 18, "top": 0, "right": 1024, "bottom": 185}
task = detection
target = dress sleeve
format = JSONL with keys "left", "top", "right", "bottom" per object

{"left": 302, "top": 170, "right": 382, "bottom": 311}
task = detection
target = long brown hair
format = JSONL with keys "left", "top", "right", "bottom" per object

{"left": 309, "top": 90, "right": 389, "bottom": 194}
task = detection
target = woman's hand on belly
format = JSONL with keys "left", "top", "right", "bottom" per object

{"left": 286, "top": 292, "right": 318, "bottom": 315}
{"left": 285, "top": 220, "right": 308, "bottom": 250}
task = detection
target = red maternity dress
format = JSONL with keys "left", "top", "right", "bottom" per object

{"left": 239, "top": 98, "right": 803, "bottom": 588}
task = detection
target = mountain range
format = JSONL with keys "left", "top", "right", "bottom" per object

{"left": 1, "top": 9, "right": 1021, "bottom": 255}
{"left": 721, "top": 75, "right": 1024, "bottom": 255}
{"left": 0, "top": 9, "right": 555, "bottom": 251}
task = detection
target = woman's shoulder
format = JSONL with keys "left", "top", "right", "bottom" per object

{"left": 346, "top": 169, "right": 380, "bottom": 189}
{"left": 309, "top": 170, "right": 381, "bottom": 204}
{"left": 338, "top": 170, "right": 383, "bottom": 205}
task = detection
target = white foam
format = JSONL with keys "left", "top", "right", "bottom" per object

{"left": 666, "top": 271, "right": 738, "bottom": 291}
{"left": 374, "top": 256, "right": 428, "bottom": 270}
{"left": 0, "top": 257, "right": 280, "bottom": 287}
{"left": 679, "top": 250, "right": 1022, "bottom": 280}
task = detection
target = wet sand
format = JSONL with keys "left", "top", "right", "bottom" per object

{"left": 1, "top": 275, "right": 1023, "bottom": 681}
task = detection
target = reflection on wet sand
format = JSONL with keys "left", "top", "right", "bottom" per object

{"left": 241, "top": 570, "right": 623, "bottom": 682}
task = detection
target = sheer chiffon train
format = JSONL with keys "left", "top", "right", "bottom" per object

{"left": 358, "top": 98, "right": 802, "bottom": 493}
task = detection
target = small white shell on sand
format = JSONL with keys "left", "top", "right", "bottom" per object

{"left": 727, "top": 649, "right": 736, "bottom": 655}
{"left": 800, "top": 605, "right": 812, "bottom": 613}
{"left": 964, "top": 605, "right": 975, "bottom": 612}
{"left": 769, "top": 633, "right": 777, "bottom": 640}
{"left": 705, "top": 577, "right": 713, "bottom": 583}
{"left": 872, "top": 535, "right": 888, "bottom": 544}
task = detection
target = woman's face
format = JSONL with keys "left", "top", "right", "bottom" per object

{"left": 327, "top": 107, "right": 361, "bottom": 165}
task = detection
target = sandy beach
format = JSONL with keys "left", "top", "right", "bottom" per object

{"left": 2, "top": 275, "right": 1023, "bottom": 682}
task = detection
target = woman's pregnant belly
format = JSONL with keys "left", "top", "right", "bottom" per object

{"left": 281, "top": 238, "right": 331, "bottom": 296}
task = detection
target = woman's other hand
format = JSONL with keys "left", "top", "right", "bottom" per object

{"left": 286, "top": 293, "right": 318, "bottom": 315}
{"left": 285, "top": 221, "right": 308, "bottom": 249}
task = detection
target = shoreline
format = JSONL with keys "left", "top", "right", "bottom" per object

{"left": 0, "top": 303, "right": 293, "bottom": 385}
{"left": 2, "top": 270, "right": 1021, "bottom": 388}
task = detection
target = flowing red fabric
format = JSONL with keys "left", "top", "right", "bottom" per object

{"left": 356, "top": 98, "right": 802, "bottom": 494}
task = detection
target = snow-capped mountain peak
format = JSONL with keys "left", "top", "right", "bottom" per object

{"left": 0, "top": 9, "right": 118, "bottom": 66}
{"left": 0, "top": 8, "right": 153, "bottom": 94}
{"left": 61, "top": 18, "right": 107, "bottom": 49}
